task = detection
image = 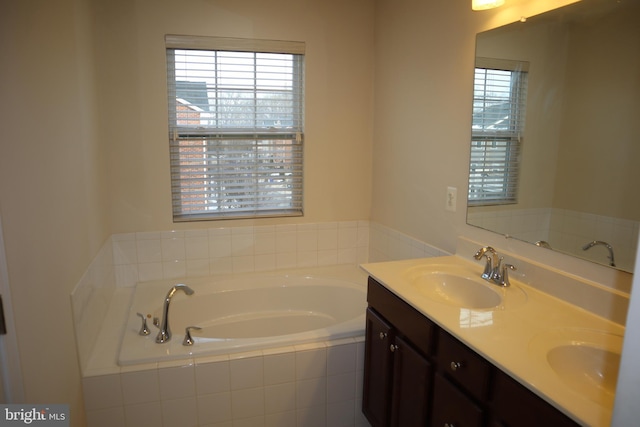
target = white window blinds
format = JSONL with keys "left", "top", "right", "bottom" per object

{"left": 469, "top": 58, "right": 528, "bottom": 205}
{"left": 166, "top": 35, "right": 305, "bottom": 221}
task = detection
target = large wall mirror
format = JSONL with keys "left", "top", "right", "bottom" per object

{"left": 467, "top": 0, "right": 640, "bottom": 273}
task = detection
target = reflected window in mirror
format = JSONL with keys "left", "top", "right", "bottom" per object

{"left": 469, "top": 58, "right": 529, "bottom": 206}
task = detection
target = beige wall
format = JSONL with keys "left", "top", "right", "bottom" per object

{"left": 0, "top": 0, "right": 108, "bottom": 423}
{"left": 97, "top": 0, "right": 375, "bottom": 233}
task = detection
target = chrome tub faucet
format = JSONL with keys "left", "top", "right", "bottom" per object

{"left": 156, "top": 284, "right": 195, "bottom": 344}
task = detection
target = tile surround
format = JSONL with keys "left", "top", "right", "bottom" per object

{"left": 113, "top": 221, "right": 373, "bottom": 288}
{"left": 82, "top": 339, "right": 370, "bottom": 427}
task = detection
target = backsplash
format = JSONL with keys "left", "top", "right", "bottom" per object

{"left": 368, "top": 222, "right": 451, "bottom": 262}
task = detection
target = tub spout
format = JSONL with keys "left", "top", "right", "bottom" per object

{"left": 156, "top": 284, "right": 195, "bottom": 344}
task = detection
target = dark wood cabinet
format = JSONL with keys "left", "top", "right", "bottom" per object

{"left": 491, "top": 369, "right": 579, "bottom": 427}
{"left": 363, "top": 277, "right": 579, "bottom": 427}
{"left": 437, "top": 329, "right": 492, "bottom": 402}
{"left": 389, "top": 334, "right": 431, "bottom": 427}
{"left": 431, "top": 373, "right": 484, "bottom": 427}
{"left": 362, "top": 308, "right": 432, "bottom": 427}
{"left": 362, "top": 308, "right": 394, "bottom": 426}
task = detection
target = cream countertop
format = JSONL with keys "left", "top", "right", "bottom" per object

{"left": 361, "top": 255, "right": 625, "bottom": 427}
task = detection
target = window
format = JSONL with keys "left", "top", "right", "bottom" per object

{"left": 166, "top": 35, "right": 305, "bottom": 221}
{"left": 468, "top": 58, "right": 528, "bottom": 205}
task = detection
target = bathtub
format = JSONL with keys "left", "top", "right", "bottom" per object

{"left": 118, "top": 265, "right": 368, "bottom": 365}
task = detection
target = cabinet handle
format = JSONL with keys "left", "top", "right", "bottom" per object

{"left": 450, "top": 361, "right": 463, "bottom": 371}
{"left": 444, "top": 423, "right": 456, "bottom": 427}
{"left": 390, "top": 344, "right": 398, "bottom": 352}
{"left": 379, "top": 332, "right": 387, "bottom": 340}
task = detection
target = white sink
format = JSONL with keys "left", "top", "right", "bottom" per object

{"left": 403, "top": 265, "right": 527, "bottom": 310}
{"left": 530, "top": 328, "right": 623, "bottom": 406}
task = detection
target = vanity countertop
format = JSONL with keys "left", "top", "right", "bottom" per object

{"left": 361, "top": 255, "right": 625, "bottom": 427}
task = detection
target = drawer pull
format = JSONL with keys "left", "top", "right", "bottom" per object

{"left": 390, "top": 344, "right": 399, "bottom": 352}
{"left": 379, "top": 332, "right": 387, "bottom": 340}
{"left": 450, "top": 361, "right": 463, "bottom": 371}
{"left": 444, "top": 423, "right": 456, "bottom": 427}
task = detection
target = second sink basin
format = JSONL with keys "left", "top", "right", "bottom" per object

{"left": 403, "top": 265, "right": 527, "bottom": 310}
{"left": 529, "top": 328, "right": 623, "bottom": 407}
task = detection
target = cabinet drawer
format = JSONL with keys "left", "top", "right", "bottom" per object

{"left": 367, "top": 277, "right": 435, "bottom": 356}
{"left": 431, "top": 373, "right": 484, "bottom": 427}
{"left": 437, "top": 329, "right": 492, "bottom": 401}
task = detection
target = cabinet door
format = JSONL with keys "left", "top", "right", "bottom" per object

{"left": 390, "top": 335, "right": 432, "bottom": 427}
{"left": 491, "top": 370, "right": 579, "bottom": 427}
{"left": 431, "top": 373, "right": 484, "bottom": 427}
{"left": 363, "top": 308, "right": 394, "bottom": 427}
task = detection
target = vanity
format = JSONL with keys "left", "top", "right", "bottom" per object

{"left": 360, "top": 250, "right": 626, "bottom": 427}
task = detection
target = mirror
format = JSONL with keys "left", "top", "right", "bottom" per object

{"left": 467, "top": 0, "right": 640, "bottom": 273}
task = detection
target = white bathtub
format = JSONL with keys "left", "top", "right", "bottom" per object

{"left": 118, "top": 265, "right": 368, "bottom": 365}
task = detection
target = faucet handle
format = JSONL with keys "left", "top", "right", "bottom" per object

{"left": 474, "top": 247, "right": 496, "bottom": 279}
{"left": 136, "top": 312, "right": 151, "bottom": 336}
{"left": 499, "top": 263, "right": 516, "bottom": 287}
{"left": 183, "top": 326, "right": 202, "bottom": 346}
{"left": 473, "top": 246, "right": 496, "bottom": 260}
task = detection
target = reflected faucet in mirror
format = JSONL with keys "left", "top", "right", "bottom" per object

{"left": 583, "top": 240, "right": 616, "bottom": 267}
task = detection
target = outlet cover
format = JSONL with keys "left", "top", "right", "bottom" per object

{"left": 446, "top": 186, "right": 457, "bottom": 212}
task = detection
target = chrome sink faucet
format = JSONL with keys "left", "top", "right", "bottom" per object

{"left": 156, "top": 284, "right": 195, "bottom": 343}
{"left": 473, "top": 246, "right": 516, "bottom": 287}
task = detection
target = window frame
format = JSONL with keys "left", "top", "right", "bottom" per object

{"left": 165, "top": 35, "right": 305, "bottom": 222}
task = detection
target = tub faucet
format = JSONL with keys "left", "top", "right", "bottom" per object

{"left": 156, "top": 284, "right": 195, "bottom": 344}
{"left": 582, "top": 240, "right": 616, "bottom": 267}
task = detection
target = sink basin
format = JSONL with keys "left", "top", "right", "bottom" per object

{"left": 403, "top": 265, "right": 527, "bottom": 310}
{"left": 548, "top": 345, "right": 620, "bottom": 398}
{"left": 411, "top": 271, "right": 502, "bottom": 309}
{"left": 530, "top": 328, "right": 623, "bottom": 406}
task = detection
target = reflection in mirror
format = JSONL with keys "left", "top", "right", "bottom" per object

{"left": 466, "top": 0, "right": 640, "bottom": 273}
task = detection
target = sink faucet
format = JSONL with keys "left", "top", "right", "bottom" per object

{"left": 582, "top": 240, "right": 616, "bottom": 267}
{"left": 156, "top": 284, "right": 195, "bottom": 343}
{"left": 473, "top": 247, "right": 515, "bottom": 286}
